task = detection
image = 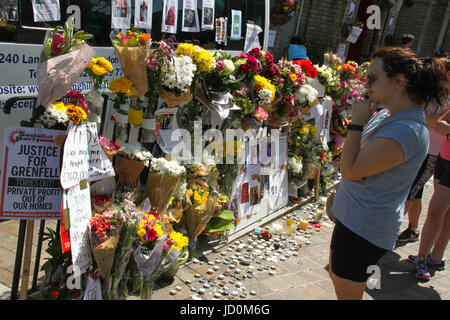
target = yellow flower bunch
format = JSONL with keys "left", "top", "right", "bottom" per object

{"left": 65, "top": 103, "right": 87, "bottom": 125}
{"left": 88, "top": 57, "right": 113, "bottom": 76}
{"left": 186, "top": 188, "right": 209, "bottom": 206}
{"left": 137, "top": 212, "right": 164, "bottom": 245}
{"left": 175, "top": 43, "right": 214, "bottom": 73}
{"left": 168, "top": 231, "right": 189, "bottom": 252}
{"left": 296, "top": 120, "right": 317, "bottom": 138}
{"left": 53, "top": 101, "right": 67, "bottom": 112}
{"left": 109, "top": 76, "right": 136, "bottom": 96}
{"left": 253, "top": 75, "right": 276, "bottom": 101}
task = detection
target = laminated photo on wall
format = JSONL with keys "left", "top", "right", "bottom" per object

{"left": 201, "top": 0, "right": 214, "bottom": 31}
{"left": 181, "top": 0, "right": 200, "bottom": 32}
{"left": 162, "top": 0, "right": 178, "bottom": 34}
{"left": 134, "top": 0, "right": 152, "bottom": 29}
{"left": 154, "top": 107, "right": 179, "bottom": 155}
{"left": 244, "top": 23, "right": 262, "bottom": 52}
{"left": 215, "top": 17, "right": 227, "bottom": 45}
{"left": 32, "top": 0, "right": 60, "bottom": 22}
{"left": 0, "top": 0, "right": 18, "bottom": 21}
{"left": 230, "top": 10, "right": 241, "bottom": 40}
{"left": 112, "top": 0, "right": 131, "bottom": 29}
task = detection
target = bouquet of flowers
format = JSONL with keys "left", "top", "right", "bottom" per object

{"left": 202, "top": 51, "right": 241, "bottom": 94}
{"left": 98, "top": 135, "right": 121, "bottom": 163}
{"left": 85, "top": 57, "right": 113, "bottom": 122}
{"left": 234, "top": 52, "right": 263, "bottom": 82}
{"left": 89, "top": 212, "right": 122, "bottom": 281}
{"left": 145, "top": 40, "right": 174, "bottom": 115}
{"left": 112, "top": 30, "right": 151, "bottom": 101}
{"left": 159, "top": 54, "right": 196, "bottom": 107}
{"left": 288, "top": 155, "right": 303, "bottom": 179}
{"left": 165, "top": 178, "right": 187, "bottom": 223}
{"left": 100, "top": 196, "right": 141, "bottom": 300}
{"left": 145, "top": 157, "right": 186, "bottom": 219}
{"left": 175, "top": 43, "right": 215, "bottom": 76}
{"left": 39, "top": 93, "right": 89, "bottom": 129}
{"left": 184, "top": 185, "right": 218, "bottom": 260}
{"left": 159, "top": 230, "right": 190, "bottom": 279}
{"left": 292, "top": 59, "right": 318, "bottom": 79}
{"left": 36, "top": 20, "right": 95, "bottom": 108}
{"left": 133, "top": 211, "right": 167, "bottom": 300}
{"left": 108, "top": 76, "right": 136, "bottom": 110}
{"left": 253, "top": 75, "right": 277, "bottom": 112}
{"left": 91, "top": 193, "right": 112, "bottom": 213}
{"left": 294, "top": 83, "right": 319, "bottom": 114}
{"left": 115, "top": 142, "right": 152, "bottom": 186}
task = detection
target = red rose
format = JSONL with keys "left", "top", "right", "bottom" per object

{"left": 299, "top": 59, "right": 312, "bottom": 69}
{"left": 239, "top": 64, "right": 249, "bottom": 73}
{"left": 51, "top": 291, "right": 59, "bottom": 298}
{"left": 305, "top": 66, "right": 318, "bottom": 78}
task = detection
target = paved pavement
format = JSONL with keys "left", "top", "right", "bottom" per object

{"left": 0, "top": 180, "right": 448, "bottom": 300}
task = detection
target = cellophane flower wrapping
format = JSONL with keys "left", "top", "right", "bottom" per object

{"left": 89, "top": 211, "right": 121, "bottom": 281}
{"left": 114, "top": 142, "right": 152, "bottom": 186}
{"left": 36, "top": 42, "right": 95, "bottom": 108}
{"left": 112, "top": 30, "right": 151, "bottom": 101}
{"left": 145, "top": 158, "right": 186, "bottom": 217}
{"left": 132, "top": 211, "right": 167, "bottom": 300}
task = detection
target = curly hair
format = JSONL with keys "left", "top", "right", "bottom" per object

{"left": 371, "top": 47, "right": 448, "bottom": 108}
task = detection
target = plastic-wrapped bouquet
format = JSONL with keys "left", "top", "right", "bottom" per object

{"left": 98, "top": 135, "right": 121, "bottom": 162}
{"left": 36, "top": 20, "right": 95, "bottom": 108}
{"left": 85, "top": 57, "right": 113, "bottom": 122}
{"left": 294, "top": 84, "right": 319, "bottom": 114}
{"left": 89, "top": 212, "right": 122, "bottom": 281}
{"left": 133, "top": 211, "right": 167, "bottom": 299}
{"left": 159, "top": 55, "right": 197, "bottom": 107}
{"left": 108, "top": 76, "right": 137, "bottom": 110}
{"left": 39, "top": 92, "right": 90, "bottom": 129}
{"left": 112, "top": 30, "right": 151, "bottom": 100}
{"left": 115, "top": 142, "right": 152, "bottom": 186}
{"left": 145, "top": 158, "right": 186, "bottom": 219}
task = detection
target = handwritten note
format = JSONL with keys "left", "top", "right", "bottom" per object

{"left": 66, "top": 183, "right": 92, "bottom": 273}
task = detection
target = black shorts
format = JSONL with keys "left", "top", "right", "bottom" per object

{"left": 330, "top": 219, "right": 388, "bottom": 283}
{"left": 434, "top": 154, "right": 450, "bottom": 188}
{"left": 407, "top": 154, "right": 438, "bottom": 200}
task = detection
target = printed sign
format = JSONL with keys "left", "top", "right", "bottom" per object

{"left": 134, "top": 0, "right": 152, "bottom": 29}
{"left": 0, "top": 126, "right": 64, "bottom": 219}
{"left": 112, "top": 0, "right": 131, "bottom": 29}
{"left": 32, "top": 0, "right": 60, "bottom": 22}
{"left": 230, "top": 10, "right": 242, "bottom": 40}
{"left": 201, "top": 0, "right": 214, "bottom": 31}
{"left": 182, "top": 0, "right": 200, "bottom": 32}
{"left": 162, "top": 0, "right": 178, "bottom": 34}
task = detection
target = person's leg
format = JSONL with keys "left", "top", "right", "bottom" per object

{"left": 408, "top": 198, "right": 422, "bottom": 230}
{"left": 430, "top": 207, "right": 450, "bottom": 261}
{"left": 329, "top": 249, "right": 366, "bottom": 300}
{"left": 418, "top": 181, "right": 450, "bottom": 258}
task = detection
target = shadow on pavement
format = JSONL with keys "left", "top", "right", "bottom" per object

{"left": 365, "top": 251, "right": 441, "bottom": 300}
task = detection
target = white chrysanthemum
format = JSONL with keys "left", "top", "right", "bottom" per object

{"left": 288, "top": 157, "right": 303, "bottom": 175}
{"left": 295, "top": 84, "right": 318, "bottom": 104}
{"left": 258, "top": 89, "right": 273, "bottom": 105}
{"left": 151, "top": 157, "right": 186, "bottom": 176}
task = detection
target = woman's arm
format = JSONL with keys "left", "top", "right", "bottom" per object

{"left": 340, "top": 100, "right": 404, "bottom": 181}
{"left": 434, "top": 108, "right": 450, "bottom": 135}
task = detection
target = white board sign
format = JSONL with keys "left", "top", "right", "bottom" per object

{"left": 0, "top": 126, "right": 64, "bottom": 219}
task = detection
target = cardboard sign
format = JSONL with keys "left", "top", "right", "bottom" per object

{"left": 60, "top": 122, "right": 89, "bottom": 189}
{"left": 85, "top": 122, "right": 115, "bottom": 182}
{"left": 0, "top": 126, "right": 64, "bottom": 219}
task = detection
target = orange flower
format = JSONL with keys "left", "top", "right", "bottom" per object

{"left": 128, "top": 31, "right": 134, "bottom": 38}
{"left": 139, "top": 33, "right": 151, "bottom": 45}
{"left": 342, "top": 64, "right": 354, "bottom": 72}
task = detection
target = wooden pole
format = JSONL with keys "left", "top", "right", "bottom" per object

{"left": 19, "top": 220, "right": 34, "bottom": 300}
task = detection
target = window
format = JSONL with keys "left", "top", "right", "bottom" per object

{"left": 0, "top": 0, "right": 266, "bottom": 52}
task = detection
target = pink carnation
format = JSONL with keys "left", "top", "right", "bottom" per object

{"left": 254, "top": 106, "right": 269, "bottom": 121}
{"left": 216, "top": 60, "right": 224, "bottom": 72}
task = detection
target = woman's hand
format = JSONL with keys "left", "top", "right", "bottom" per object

{"left": 350, "top": 99, "right": 375, "bottom": 125}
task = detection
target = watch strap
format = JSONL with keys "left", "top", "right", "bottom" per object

{"left": 347, "top": 123, "right": 364, "bottom": 132}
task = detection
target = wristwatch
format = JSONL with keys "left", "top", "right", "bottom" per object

{"left": 347, "top": 124, "right": 364, "bottom": 132}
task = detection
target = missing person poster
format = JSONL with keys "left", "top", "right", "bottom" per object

{"left": 230, "top": 10, "right": 242, "bottom": 40}
{"left": 182, "top": 0, "right": 200, "bottom": 32}
{"left": 215, "top": 17, "right": 227, "bottom": 45}
{"left": 134, "top": 0, "right": 152, "bottom": 29}
{"left": 112, "top": 0, "right": 131, "bottom": 29}
{"left": 0, "top": 126, "right": 64, "bottom": 219}
{"left": 162, "top": 0, "right": 178, "bottom": 34}
{"left": 32, "top": 0, "right": 60, "bottom": 22}
{"left": 201, "top": 0, "right": 214, "bottom": 31}
{"left": 0, "top": 0, "right": 18, "bottom": 21}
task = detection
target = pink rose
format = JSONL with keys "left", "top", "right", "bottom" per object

{"left": 215, "top": 60, "right": 224, "bottom": 72}
{"left": 254, "top": 106, "right": 269, "bottom": 121}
